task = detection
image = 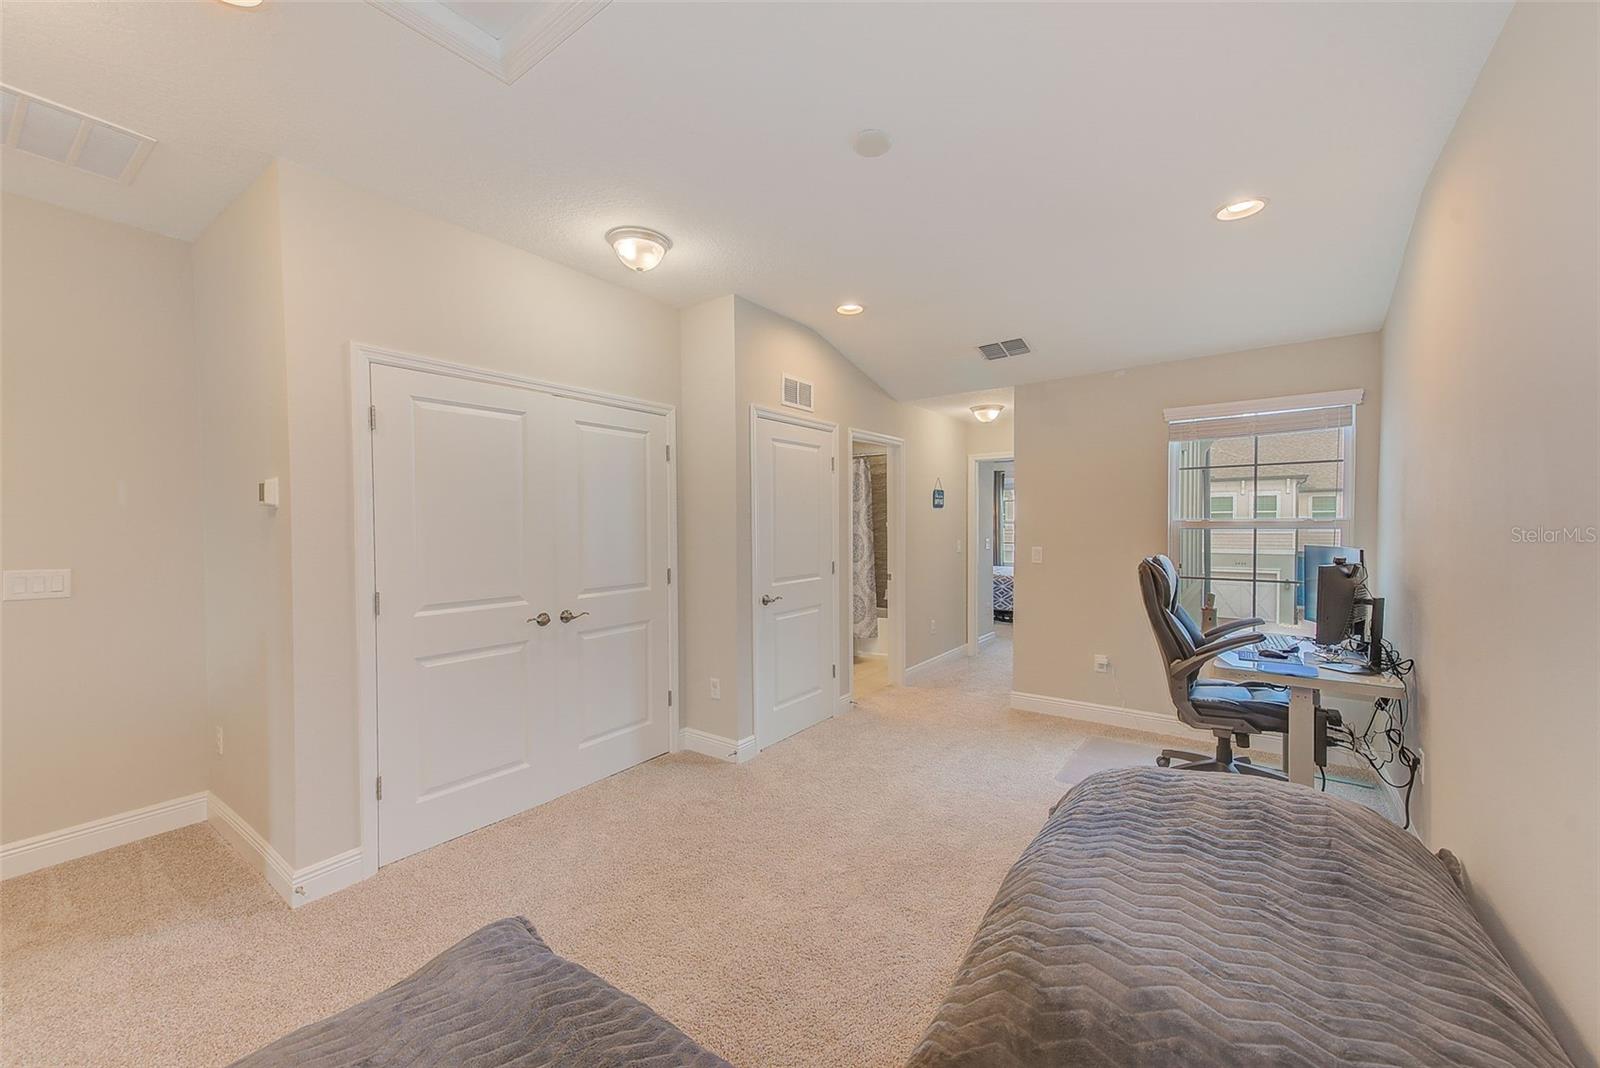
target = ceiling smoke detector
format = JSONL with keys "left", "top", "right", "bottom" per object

{"left": 977, "top": 338, "right": 1030, "bottom": 361}
{"left": 0, "top": 85, "right": 156, "bottom": 184}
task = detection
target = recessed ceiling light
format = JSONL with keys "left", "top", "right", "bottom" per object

{"left": 835, "top": 303, "right": 865, "bottom": 316}
{"left": 1215, "top": 197, "right": 1267, "bottom": 221}
{"left": 218, "top": 0, "right": 263, "bottom": 7}
{"left": 605, "top": 227, "right": 672, "bottom": 272}
{"left": 970, "top": 404, "right": 1006, "bottom": 423}
{"left": 852, "top": 129, "right": 892, "bottom": 158}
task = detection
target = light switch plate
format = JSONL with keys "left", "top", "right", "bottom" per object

{"left": 1031, "top": 546, "right": 1044, "bottom": 564}
{"left": 3, "top": 569, "right": 72, "bottom": 601}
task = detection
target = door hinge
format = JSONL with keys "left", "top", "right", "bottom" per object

{"left": 369, "top": 404, "right": 377, "bottom": 431}
{"left": 374, "top": 591, "right": 381, "bottom": 616}
{"left": 666, "top": 444, "right": 671, "bottom": 461}
{"left": 375, "top": 775, "right": 383, "bottom": 801}
{"left": 667, "top": 567, "right": 672, "bottom": 585}
{"left": 831, "top": 561, "right": 836, "bottom": 575}
{"left": 831, "top": 456, "right": 836, "bottom": 471}
{"left": 667, "top": 689, "right": 673, "bottom": 707}
{"left": 832, "top": 664, "right": 837, "bottom": 678}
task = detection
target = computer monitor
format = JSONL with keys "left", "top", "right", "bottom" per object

{"left": 1303, "top": 545, "right": 1364, "bottom": 623}
{"left": 1315, "top": 564, "right": 1362, "bottom": 646}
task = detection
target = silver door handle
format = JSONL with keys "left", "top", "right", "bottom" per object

{"left": 528, "top": 613, "right": 551, "bottom": 627}
{"left": 559, "top": 609, "right": 589, "bottom": 623}
{"left": 761, "top": 594, "right": 783, "bottom": 606}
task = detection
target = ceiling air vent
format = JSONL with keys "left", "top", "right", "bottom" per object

{"left": 978, "top": 338, "right": 1031, "bottom": 361}
{"left": 782, "top": 374, "right": 815, "bottom": 413}
{"left": 1, "top": 85, "right": 155, "bottom": 185}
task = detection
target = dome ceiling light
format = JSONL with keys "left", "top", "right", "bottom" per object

{"left": 605, "top": 227, "right": 672, "bottom": 272}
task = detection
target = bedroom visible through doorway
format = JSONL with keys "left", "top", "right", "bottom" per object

{"left": 970, "top": 453, "right": 1015, "bottom": 677}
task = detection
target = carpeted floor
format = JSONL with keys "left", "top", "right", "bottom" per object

{"left": 0, "top": 631, "right": 1396, "bottom": 1067}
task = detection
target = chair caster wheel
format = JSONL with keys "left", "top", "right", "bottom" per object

{"left": 1155, "top": 756, "right": 1171, "bottom": 768}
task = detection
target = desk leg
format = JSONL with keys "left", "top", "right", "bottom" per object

{"left": 1286, "top": 687, "right": 1316, "bottom": 787}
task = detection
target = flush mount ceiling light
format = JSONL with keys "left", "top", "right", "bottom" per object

{"left": 970, "top": 404, "right": 1006, "bottom": 423}
{"left": 605, "top": 227, "right": 672, "bottom": 272}
{"left": 1215, "top": 197, "right": 1267, "bottom": 221}
{"left": 852, "top": 129, "right": 892, "bottom": 158}
{"left": 835, "top": 303, "right": 865, "bottom": 316}
{"left": 218, "top": 0, "right": 264, "bottom": 7}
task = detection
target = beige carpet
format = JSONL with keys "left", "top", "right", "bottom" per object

{"left": 0, "top": 631, "right": 1395, "bottom": 1067}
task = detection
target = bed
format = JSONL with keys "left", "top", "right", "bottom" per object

{"left": 232, "top": 917, "right": 731, "bottom": 1067}
{"left": 992, "top": 564, "right": 1014, "bottom": 622}
{"left": 908, "top": 767, "right": 1574, "bottom": 1068}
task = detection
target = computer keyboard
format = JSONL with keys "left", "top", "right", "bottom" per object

{"left": 1253, "top": 632, "right": 1304, "bottom": 652}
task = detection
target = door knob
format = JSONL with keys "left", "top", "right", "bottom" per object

{"left": 528, "top": 613, "right": 551, "bottom": 627}
{"left": 761, "top": 594, "right": 783, "bottom": 606}
{"left": 559, "top": 609, "right": 590, "bottom": 623}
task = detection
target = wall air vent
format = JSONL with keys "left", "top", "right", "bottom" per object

{"left": 1, "top": 85, "right": 155, "bottom": 185}
{"left": 978, "top": 338, "right": 1031, "bottom": 361}
{"left": 782, "top": 374, "right": 815, "bottom": 413}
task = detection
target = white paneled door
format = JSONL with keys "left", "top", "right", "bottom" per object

{"left": 753, "top": 411, "right": 837, "bottom": 750}
{"left": 371, "top": 365, "right": 671, "bottom": 865}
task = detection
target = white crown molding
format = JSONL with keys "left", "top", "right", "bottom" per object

{"left": 366, "top": 1, "right": 611, "bottom": 85}
{"left": 679, "top": 727, "right": 756, "bottom": 764}
{"left": 0, "top": 792, "right": 208, "bottom": 880}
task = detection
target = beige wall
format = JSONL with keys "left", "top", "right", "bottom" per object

{"left": 1013, "top": 333, "right": 1383, "bottom": 714}
{"left": 677, "top": 297, "right": 743, "bottom": 744}
{"left": 727, "top": 298, "right": 969, "bottom": 741}
{"left": 966, "top": 409, "right": 1015, "bottom": 456}
{"left": 191, "top": 166, "right": 298, "bottom": 859}
{"left": 1377, "top": 4, "right": 1598, "bottom": 1062}
{"left": 1, "top": 195, "right": 208, "bottom": 841}
{"left": 271, "top": 163, "right": 681, "bottom": 865}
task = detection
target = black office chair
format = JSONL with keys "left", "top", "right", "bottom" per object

{"left": 1138, "top": 554, "right": 1338, "bottom": 778}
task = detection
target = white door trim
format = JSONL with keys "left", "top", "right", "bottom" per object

{"left": 749, "top": 404, "right": 840, "bottom": 750}
{"left": 968, "top": 451, "right": 1014, "bottom": 656}
{"left": 350, "top": 342, "right": 679, "bottom": 881}
{"left": 846, "top": 428, "right": 907, "bottom": 694}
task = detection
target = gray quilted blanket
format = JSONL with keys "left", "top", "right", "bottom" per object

{"left": 907, "top": 768, "right": 1574, "bottom": 1068}
{"left": 232, "top": 917, "right": 730, "bottom": 1067}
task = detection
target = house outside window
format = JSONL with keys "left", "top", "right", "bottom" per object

{"left": 1167, "top": 391, "right": 1361, "bottom": 628}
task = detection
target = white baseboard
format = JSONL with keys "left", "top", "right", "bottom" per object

{"left": 906, "top": 644, "right": 966, "bottom": 681}
{"left": 836, "top": 693, "right": 853, "bottom": 715}
{"left": 1010, "top": 691, "right": 1212, "bottom": 743}
{"left": 1, "top": 790, "right": 365, "bottom": 907}
{"left": 0, "top": 791, "right": 209, "bottom": 880}
{"left": 207, "top": 793, "right": 295, "bottom": 904}
{"left": 678, "top": 727, "right": 756, "bottom": 763}
{"left": 977, "top": 631, "right": 997, "bottom": 646}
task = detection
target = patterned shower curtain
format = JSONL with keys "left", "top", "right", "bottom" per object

{"left": 851, "top": 457, "right": 878, "bottom": 640}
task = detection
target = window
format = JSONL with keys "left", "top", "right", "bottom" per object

{"left": 1166, "top": 391, "right": 1360, "bottom": 627}
{"left": 998, "top": 481, "right": 1016, "bottom": 565}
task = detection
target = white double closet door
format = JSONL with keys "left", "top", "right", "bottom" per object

{"left": 371, "top": 364, "right": 671, "bottom": 866}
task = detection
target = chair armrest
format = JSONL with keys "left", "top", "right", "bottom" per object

{"left": 1203, "top": 617, "right": 1264, "bottom": 640}
{"left": 1168, "top": 632, "right": 1261, "bottom": 679}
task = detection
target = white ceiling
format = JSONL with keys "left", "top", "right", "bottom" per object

{"left": 0, "top": 2, "right": 1508, "bottom": 400}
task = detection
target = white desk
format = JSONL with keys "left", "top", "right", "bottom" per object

{"left": 1205, "top": 649, "right": 1406, "bottom": 786}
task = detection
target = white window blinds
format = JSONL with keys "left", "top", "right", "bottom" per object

{"left": 1164, "top": 389, "right": 1362, "bottom": 441}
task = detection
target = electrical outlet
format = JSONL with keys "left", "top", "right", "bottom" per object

{"left": 215, "top": 727, "right": 224, "bottom": 756}
{"left": 709, "top": 677, "right": 721, "bottom": 700}
{"left": 1031, "top": 546, "right": 1044, "bottom": 564}
{"left": 955, "top": 539, "right": 963, "bottom": 554}
{"left": 1094, "top": 654, "right": 1110, "bottom": 673}
{"left": 1413, "top": 748, "right": 1424, "bottom": 786}
{"left": 929, "top": 617, "right": 937, "bottom": 634}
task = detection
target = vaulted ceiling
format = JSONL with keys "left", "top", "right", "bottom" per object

{"left": 0, "top": 1, "right": 1509, "bottom": 399}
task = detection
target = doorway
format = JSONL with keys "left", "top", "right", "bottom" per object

{"left": 354, "top": 347, "right": 677, "bottom": 870}
{"left": 968, "top": 452, "right": 1015, "bottom": 663}
{"left": 847, "top": 429, "right": 906, "bottom": 702}
{"left": 752, "top": 407, "right": 839, "bottom": 751}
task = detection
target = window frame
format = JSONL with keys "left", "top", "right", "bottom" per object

{"left": 1167, "top": 414, "right": 1356, "bottom": 627}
